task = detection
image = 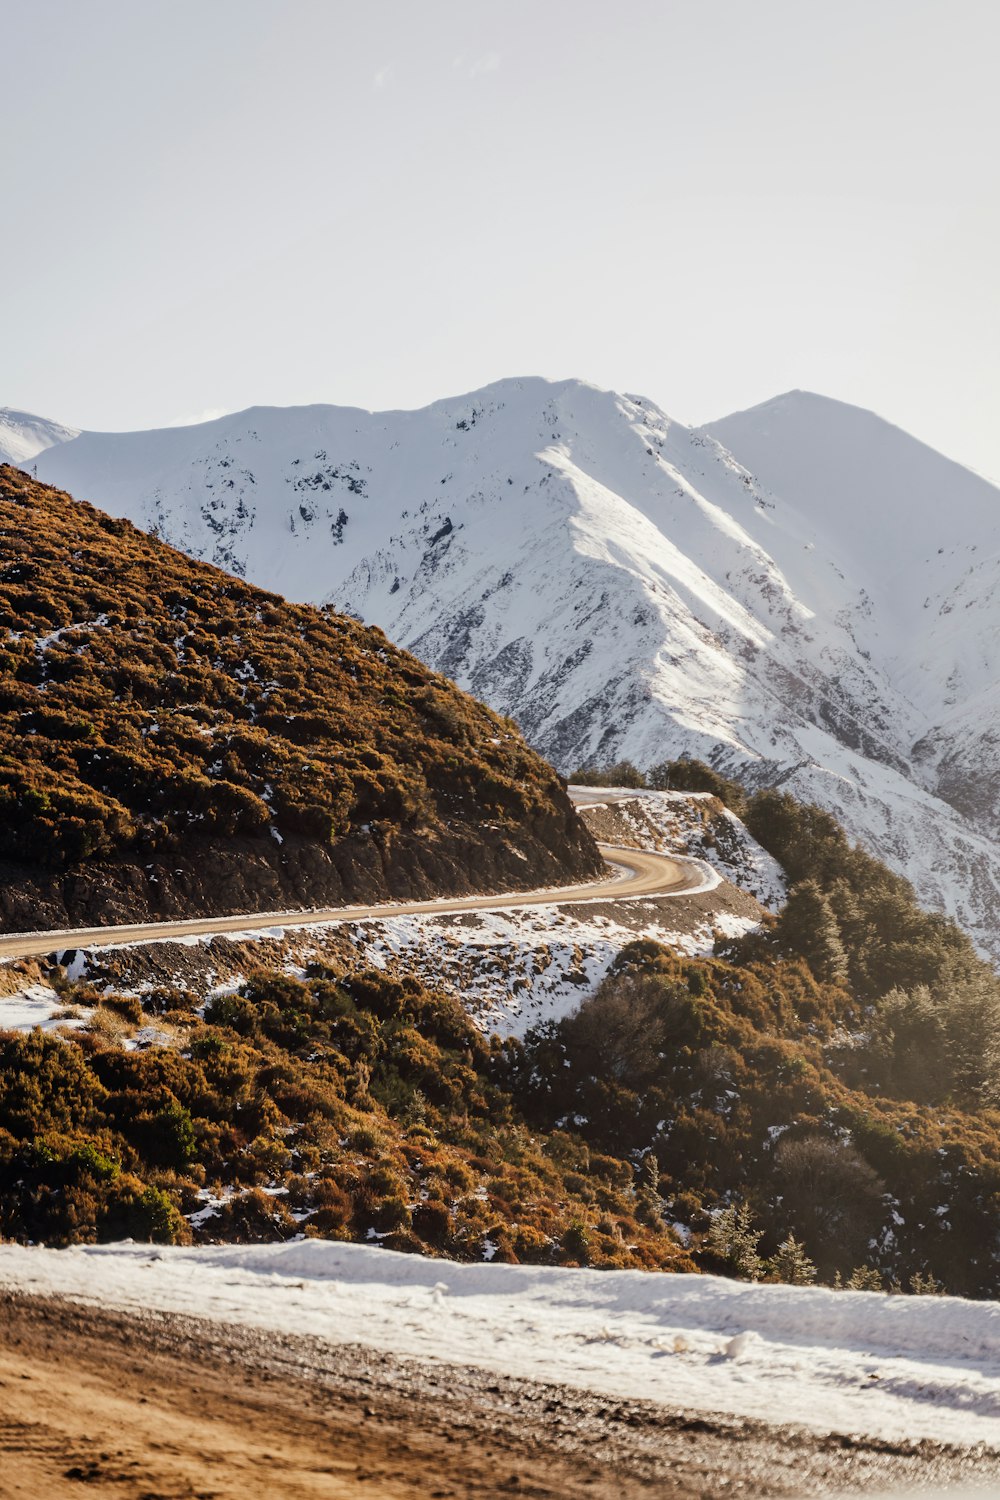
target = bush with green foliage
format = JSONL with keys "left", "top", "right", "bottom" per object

{"left": 569, "top": 760, "right": 647, "bottom": 788}
{"left": 0, "top": 962, "right": 693, "bottom": 1270}
{"left": 646, "top": 759, "right": 748, "bottom": 814}
{"left": 501, "top": 938, "right": 1000, "bottom": 1295}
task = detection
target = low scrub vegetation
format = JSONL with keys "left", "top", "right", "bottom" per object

{"left": 0, "top": 467, "right": 596, "bottom": 896}
{"left": 0, "top": 963, "right": 692, "bottom": 1271}
{"left": 6, "top": 910, "right": 1000, "bottom": 1295}
{"left": 553, "top": 761, "right": 1000, "bottom": 1292}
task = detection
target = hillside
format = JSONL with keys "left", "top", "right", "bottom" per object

{"left": 0, "top": 466, "right": 600, "bottom": 931}
{"left": 24, "top": 378, "right": 1000, "bottom": 959}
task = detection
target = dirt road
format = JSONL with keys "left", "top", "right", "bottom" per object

{"left": 1, "top": 1294, "right": 997, "bottom": 1499}
{"left": 0, "top": 844, "right": 704, "bottom": 962}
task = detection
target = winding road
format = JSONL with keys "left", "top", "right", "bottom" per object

{"left": 0, "top": 843, "right": 710, "bottom": 962}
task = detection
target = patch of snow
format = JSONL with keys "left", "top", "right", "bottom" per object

{"left": 58, "top": 949, "right": 90, "bottom": 984}
{"left": 123, "top": 1024, "right": 174, "bottom": 1052}
{"left": 0, "top": 984, "right": 85, "bottom": 1034}
{"left": 187, "top": 1187, "right": 235, "bottom": 1229}
{"left": 344, "top": 899, "right": 756, "bottom": 1039}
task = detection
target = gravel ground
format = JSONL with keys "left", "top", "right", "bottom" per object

{"left": 1, "top": 1292, "right": 998, "bottom": 1498}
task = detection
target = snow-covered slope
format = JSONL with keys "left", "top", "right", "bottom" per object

{"left": 28, "top": 378, "right": 1000, "bottom": 956}
{"left": 0, "top": 407, "right": 78, "bottom": 467}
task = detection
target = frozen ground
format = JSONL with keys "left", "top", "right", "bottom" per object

{"left": 2, "top": 1238, "right": 998, "bottom": 1450}
{"left": 351, "top": 898, "right": 753, "bottom": 1038}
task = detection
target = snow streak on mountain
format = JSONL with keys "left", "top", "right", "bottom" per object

{"left": 25, "top": 378, "right": 1000, "bottom": 957}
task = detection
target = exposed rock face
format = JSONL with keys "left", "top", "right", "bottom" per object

{"left": 25, "top": 378, "right": 1000, "bottom": 957}
{"left": 0, "top": 816, "right": 595, "bottom": 933}
{"left": 0, "top": 467, "right": 600, "bottom": 931}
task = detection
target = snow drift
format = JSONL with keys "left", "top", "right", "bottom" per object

{"left": 3, "top": 1238, "right": 999, "bottom": 1448}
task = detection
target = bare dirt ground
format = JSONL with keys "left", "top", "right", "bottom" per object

{"left": 1, "top": 1293, "right": 998, "bottom": 1499}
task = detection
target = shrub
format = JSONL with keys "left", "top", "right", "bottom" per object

{"left": 506, "top": 937, "right": 1000, "bottom": 1295}
{"left": 569, "top": 761, "right": 646, "bottom": 788}
{"left": 647, "top": 758, "right": 747, "bottom": 814}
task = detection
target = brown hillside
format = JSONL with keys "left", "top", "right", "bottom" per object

{"left": 0, "top": 466, "right": 600, "bottom": 930}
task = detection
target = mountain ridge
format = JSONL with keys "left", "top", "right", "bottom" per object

{"left": 0, "top": 407, "right": 79, "bottom": 467}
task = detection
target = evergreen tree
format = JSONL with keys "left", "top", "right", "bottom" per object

{"left": 706, "top": 1202, "right": 763, "bottom": 1280}
{"left": 846, "top": 1265, "right": 883, "bottom": 1291}
{"left": 775, "top": 879, "right": 848, "bottom": 984}
{"left": 770, "top": 1234, "right": 817, "bottom": 1285}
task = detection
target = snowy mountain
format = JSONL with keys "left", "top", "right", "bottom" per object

{"left": 0, "top": 407, "right": 78, "bottom": 467}
{"left": 25, "top": 377, "right": 1000, "bottom": 956}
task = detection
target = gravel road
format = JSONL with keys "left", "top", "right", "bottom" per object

{"left": 2, "top": 1292, "right": 997, "bottom": 1498}
{"left": 0, "top": 844, "right": 699, "bottom": 961}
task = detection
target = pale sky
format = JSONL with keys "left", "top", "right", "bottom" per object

{"left": 5, "top": 0, "right": 999, "bottom": 478}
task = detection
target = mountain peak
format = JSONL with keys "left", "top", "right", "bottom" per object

{"left": 708, "top": 387, "right": 912, "bottom": 430}
{"left": 704, "top": 388, "right": 1000, "bottom": 561}
{"left": 0, "top": 408, "right": 79, "bottom": 468}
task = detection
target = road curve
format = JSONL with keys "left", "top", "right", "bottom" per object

{"left": 0, "top": 844, "right": 710, "bottom": 962}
